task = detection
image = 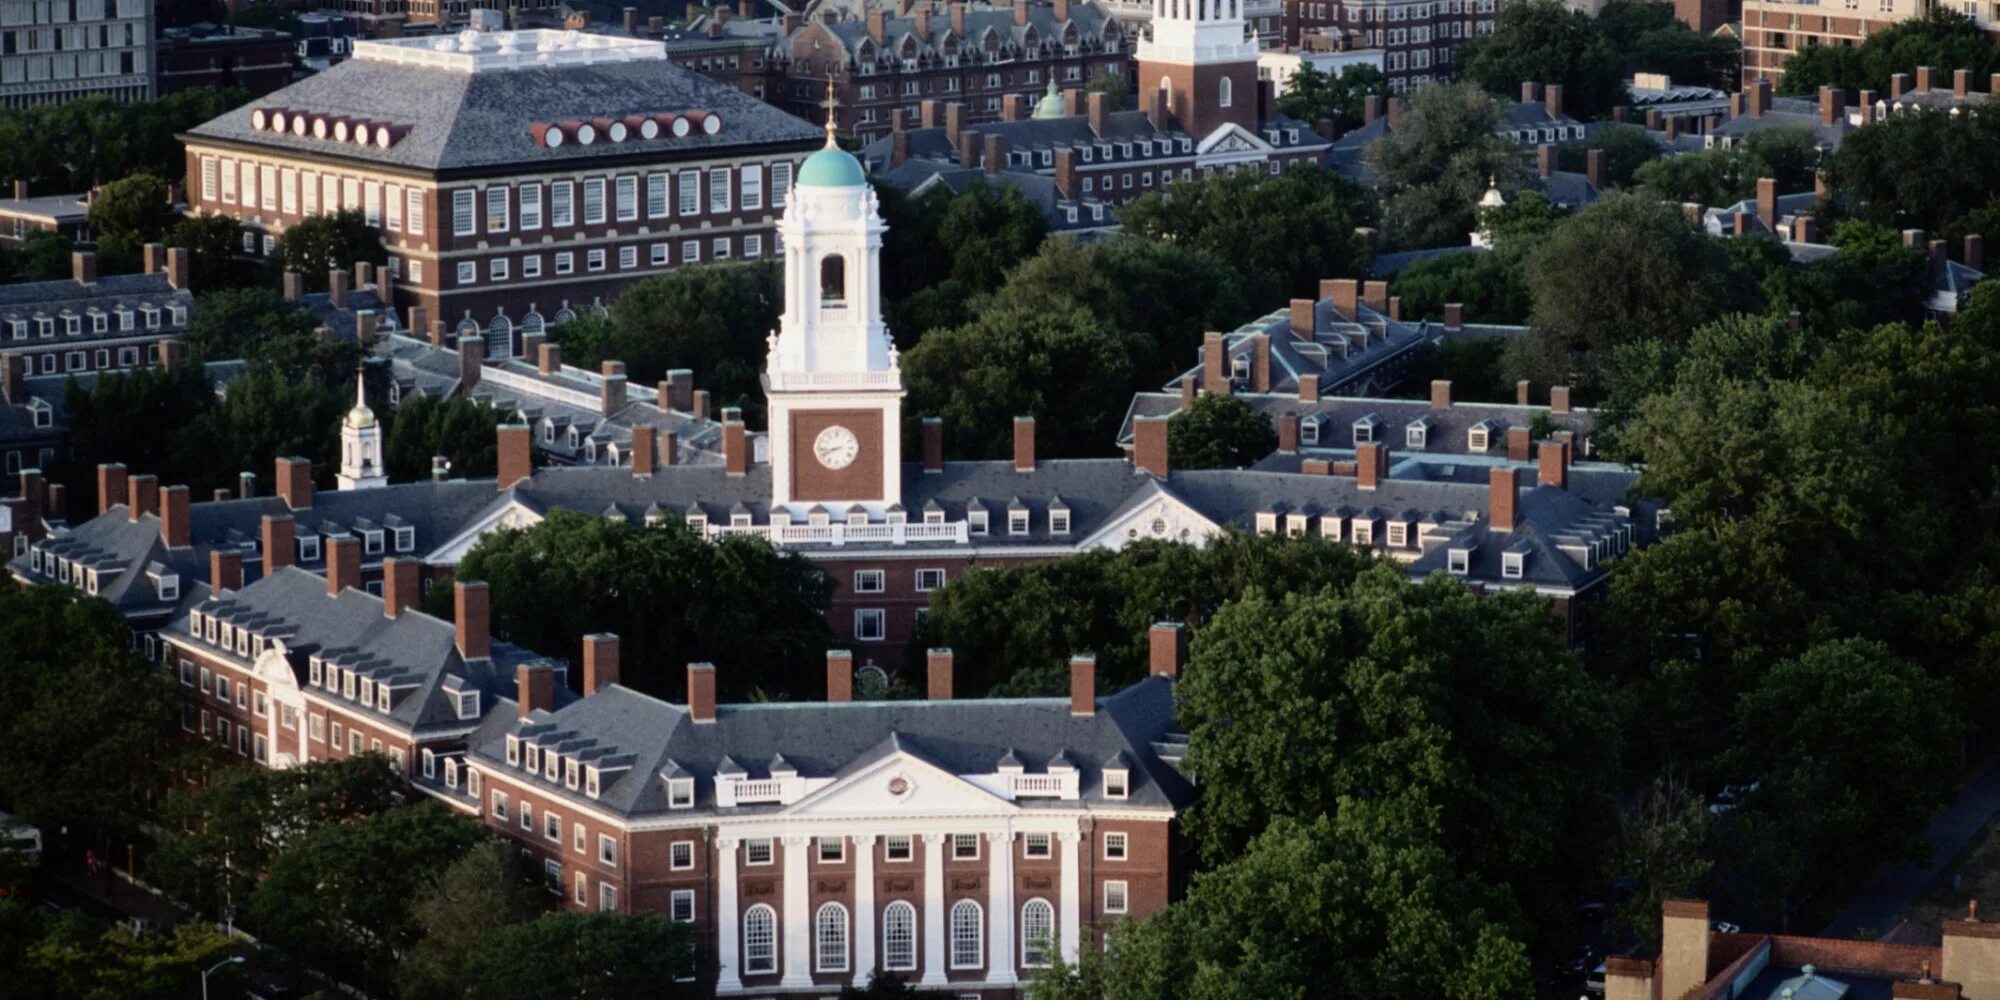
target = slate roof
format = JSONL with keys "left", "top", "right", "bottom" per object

{"left": 808, "top": 0, "right": 1124, "bottom": 63}
{"left": 1117, "top": 390, "right": 1596, "bottom": 457}
{"left": 457, "top": 674, "right": 1190, "bottom": 821}
{"left": 0, "top": 271, "right": 192, "bottom": 346}
{"left": 0, "top": 193, "right": 90, "bottom": 225}
{"left": 184, "top": 40, "right": 822, "bottom": 174}
{"left": 1709, "top": 99, "right": 1853, "bottom": 149}
{"left": 0, "top": 372, "right": 78, "bottom": 447}
{"left": 1170, "top": 296, "right": 1434, "bottom": 399}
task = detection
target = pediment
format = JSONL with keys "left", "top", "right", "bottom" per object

{"left": 425, "top": 498, "right": 543, "bottom": 564}
{"left": 1195, "top": 122, "right": 1274, "bottom": 158}
{"left": 781, "top": 747, "right": 1017, "bottom": 819}
{"left": 1079, "top": 483, "right": 1221, "bottom": 551}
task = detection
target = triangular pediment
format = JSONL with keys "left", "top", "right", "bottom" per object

{"left": 425, "top": 497, "right": 543, "bottom": 564}
{"left": 1078, "top": 480, "right": 1222, "bottom": 551}
{"left": 780, "top": 742, "right": 1018, "bottom": 819}
{"left": 1196, "top": 122, "right": 1274, "bottom": 157}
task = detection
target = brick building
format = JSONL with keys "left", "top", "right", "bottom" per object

{"left": 0, "top": 245, "right": 194, "bottom": 380}
{"left": 1280, "top": 0, "right": 1497, "bottom": 93}
{"left": 179, "top": 26, "right": 822, "bottom": 357}
{"left": 1740, "top": 0, "right": 2000, "bottom": 88}
{"left": 0, "top": 0, "right": 155, "bottom": 108}
{"left": 155, "top": 23, "right": 295, "bottom": 97}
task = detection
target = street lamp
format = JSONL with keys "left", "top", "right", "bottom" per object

{"left": 201, "top": 955, "right": 245, "bottom": 1000}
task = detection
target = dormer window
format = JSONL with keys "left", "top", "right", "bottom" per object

{"left": 668, "top": 777, "right": 694, "bottom": 808}
{"left": 586, "top": 768, "right": 601, "bottom": 798}
{"left": 456, "top": 690, "right": 479, "bottom": 720}
{"left": 1008, "top": 509, "right": 1030, "bottom": 535}
{"left": 1049, "top": 507, "right": 1070, "bottom": 535}
{"left": 298, "top": 535, "right": 321, "bottom": 563}
{"left": 1231, "top": 357, "right": 1250, "bottom": 382}
{"left": 1353, "top": 415, "right": 1379, "bottom": 444}
{"left": 1352, "top": 520, "right": 1374, "bottom": 546}
{"left": 311, "top": 658, "right": 325, "bottom": 687}
{"left": 363, "top": 530, "right": 384, "bottom": 555}
{"left": 969, "top": 507, "right": 990, "bottom": 535}
{"left": 1104, "top": 769, "right": 1129, "bottom": 799}
{"left": 157, "top": 573, "right": 180, "bottom": 601}
{"left": 378, "top": 688, "right": 391, "bottom": 712}
{"left": 1405, "top": 420, "right": 1429, "bottom": 449}
{"left": 1468, "top": 422, "right": 1495, "bottom": 452}
{"left": 1386, "top": 522, "right": 1407, "bottom": 548}
{"left": 395, "top": 527, "right": 415, "bottom": 552}
{"left": 524, "top": 745, "right": 540, "bottom": 773}
{"left": 544, "top": 750, "right": 559, "bottom": 781}
{"left": 444, "top": 757, "right": 460, "bottom": 788}
{"left": 1301, "top": 418, "right": 1321, "bottom": 446}
{"left": 565, "top": 759, "right": 580, "bottom": 789}
{"left": 1448, "top": 547, "right": 1471, "bottom": 574}
{"left": 1502, "top": 551, "right": 1525, "bottom": 579}
{"left": 846, "top": 509, "right": 868, "bottom": 527}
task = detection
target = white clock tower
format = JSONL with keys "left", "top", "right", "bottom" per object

{"left": 337, "top": 371, "right": 387, "bottom": 491}
{"left": 765, "top": 112, "right": 904, "bottom": 511}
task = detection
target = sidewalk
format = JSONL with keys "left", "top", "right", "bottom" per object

{"left": 1820, "top": 756, "right": 2000, "bottom": 938}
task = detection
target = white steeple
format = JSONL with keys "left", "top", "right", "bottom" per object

{"left": 337, "top": 370, "right": 387, "bottom": 490}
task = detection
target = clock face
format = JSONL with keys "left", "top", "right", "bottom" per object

{"left": 813, "top": 425, "right": 861, "bottom": 470}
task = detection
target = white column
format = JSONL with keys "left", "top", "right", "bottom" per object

{"left": 781, "top": 835, "right": 814, "bottom": 988}
{"left": 920, "top": 833, "right": 948, "bottom": 987}
{"left": 1058, "top": 829, "right": 1082, "bottom": 964}
{"left": 853, "top": 834, "right": 877, "bottom": 987}
{"left": 717, "top": 837, "right": 743, "bottom": 993}
{"left": 987, "top": 830, "right": 1016, "bottom": 987}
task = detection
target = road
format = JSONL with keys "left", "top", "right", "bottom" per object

{"left": 1820, "top": 756, "right": 2000, "bottom": 939}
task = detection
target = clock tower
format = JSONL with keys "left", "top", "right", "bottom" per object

{"left": 766, "top": 115, "right": 904, "bottom": 511}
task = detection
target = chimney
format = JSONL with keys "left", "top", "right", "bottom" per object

{"left": 1904, "top": 228, "right": 1926, "bottom": 249}
{"left": 1506, "top": 425, "right": 1532, "bottom": 461}
{"left": 1489, "top": 467, "right": 1518, "bottom": 530}
{"left": 239, "top": 470, "right": 256, "bottom": 499}
{"left": 1069, "top": 654, "right": 1096, "bottom": 716}
{"left": 1931, "top": 239, "right": 1949, "bottom": 281}
{"left": 950, "top": 1, "right": 965, "bottom": 34}
{"left": 1179, "top": 376, "right": 1195, "bottom": 412}
{"left": 1756, "top": 177, "right": 1776, "bottom": 228}
{"left": 1603, "top": 957, "right": 1654, "bottom": 1000}
{"left": 983, "top": 132, "right": 1007, "bottom": 175}
{"left": 601, "top": 371, "right": 627, "bottom": 418}
{"left": 160, "top": 485, "right": 191, "bottom": 548}
{"left": 355, "top": 261, "right": 374, "bottom": 289}
{"left": 665, "top": 369, "right": 694, "bottom": 411}
{"left": 738, "top": 0, "right": 752, "bottom": 17}
{"left": 923, "top": 416, "right": 944, "bottom": 472}
{"left": 1520, "top": 81, "right": 1540, "bottom": 104}
{"left": 1586, "top": 148, "right": 1606, "bottom": 190}
{"left": 826, "top": 650, "right": 854, "bottom": 702}
{"left": 456, "top": 580, "right": 491, "bottom": 659}
{"left": 159, "top": 340, "right": 186, "bottom": 374}
{"left": 1361, "top": 280, "right": 1388, "bottom": 315}
{"left": 1002, "top": 93, "right": 1024, "bottom": 122}
{"left": 892, "top": 127, "right": 911, "bottom": 167}
{"left": 429, "top": 319, "right": 447, "bottom": 349}
{"left": 623, "top": 5, "right": 638, "bottom": 33}
{"left": 1754, "top": 78, "right": 1772, "bottom": 117}
{"left": 71, "top": 251, "right": 96, "bottom": 285}
{"left": 1819, "top": 85, "right": 1845, "bottom": 127}
{"left": 1, "top": 354, "right": 22, "bottom": 405}
{"left": 1537, "top": 144, "right": 1555, "bottom": 179}
{"left": 1250, "top": 333, "right": 1271, "bottom": 392}
{"left": 325, "top": 535, "right": 360, "bottom": 596}
{"left": 945, "top": 101, "right": 965, "bottom": 146}
{"left": 356, "top": 312, "right": 378, "bottom": 348}
{"left": 583, "top": 633, "right": 621, "bottom": 695}
{"left": 44, "top": 482, "right": 63, "bottom": 521}
{"left": 127, "top": 474, "right": 159, "bottom": 522}
{"left": 692, "top": 389, "right": 710, "bottom": 421}
{"left": 519, "top": 331, "right": 544, "bottom": 366}
{"left": 328, "top": 268, "right": 350, "bottom": 309}
{"left": 1660, "top": 900, "right": 1712, "bottom": 1000}
{"left": 457, "top": 334, "right": 483, "bottom": 389}
{"left": 1149, "top": 622, "right": 1185, "bottom": 679}
{"left": 1298, "top": 373, "right": 1320, "bottom": 402}
{"left": 1133, "top": 415, "right": 1169, "bottom": 478}
{"left": 1327, "top": 278, "right": 1359, "bottom": 317}
{"left": 926, "top": 648, "right": 954, "bottom": 701}
{"left": 497, "top": 425, "right": 532, "bottom": 489}
{"left": 210, "top": 549, "right": 244, "bottom": 593}
{"left": 1087, "top": 91, "right": 1108, "bottom": 135}
{"left": 1013, "top": 0, "right": 1028, "bottom": 26}
{"left": 1053, "top": 147, "right": 1076, "bottom": 198}
{"left": 1062, "top": 87, "right": 1081, "bottom": 115}
{"left": 688, "top": 662, "right": 718, "bottom": 721}
{"left": 958, "top": 128, "right": 981, "bottom": 169}
{"left": 1203, "top": 331, "right": 1227, "bottom": 389}
{"left": 1859, "top": 89, "right": 1877, "bottom": 124}
{"left": 1916, "top": 65, "right": 1934, "bottom": 94}
{"left": 1289, "top": 298, "right": 1315, "bottom": 339}
{"left": 262, "top": 515, "right": 295, "bottom": 571}
{"left": 1516, "top": 379, "right": 1531, "bottom": 405}
{"left": 1356, "top": 441, "right": 1387, "bottom": 490}
{"left": 143, "top": 242, "right": 165, "bottom": 274}
{"left": 1793, "top": 215, "right": 1819, "bottom": 244}
{"left": 383, "top": 558, "right": 419, "bottom": 618}
{"left": 1013, "top": 416, "right": 1036, "bottom": 471}
{"left": 516, "top": 662, "right": 555, "bottom": 719}
{"left": 166, "top": 247, "right": 190, "bottom": 290}
{"left": 538, "top": 341, "right": 562, "bottom": 375}
{"left": 1649, "top": 107, "right": 1666, "bottom": 130}
{"left": 1363, "top": 94, "right": 1381, "bottom": 124}
{"left": 632, "top": 425, "right": 658, "bottom": 476}
{"left": 1430, "top": 379, "right": 1452, "bottom": 409}
{"left": 1539, "top": 441, "right": 1568, "bottom": 490}
{"left": 1277, "top": 413, "right": 1299, "bottom": 454}
{"left": 660, "top": 431, "right": 677, "bottom": 467}
{"left": 1891, "top": 72, "right": 1910, "bottom": 100}
{"left": 1966, "top": 234, "right": 1985, "bottom": 273}
{"left": 1551, "top": 385, "right": 1571, "bottom": 413}
{"left": 915, "top": 4, "right": 931, "bottom": 37}
{"left": 276, "top": 456, "right": 313, "bottom": 510}
{"left": 1545, "top": 83, "right": 1563, "bottom": 120}
{"left": 723, "top": 415, "right": 748, "bottom": 476}
{"left": 1146, "top": 86, "right": 1170, "bottom": 132}
{"left": 867, "top": 7, "right": 885, "bottom": 43}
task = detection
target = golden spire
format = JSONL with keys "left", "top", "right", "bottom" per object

{"left": 820, "top": 70, "right": 840, "bottom": 146}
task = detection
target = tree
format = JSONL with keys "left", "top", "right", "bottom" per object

{"left": 168, "top": 213, "right": 246, "bottom": 291}
{"left": 459, "top": 913, "right": 702, "bottom": 999}
{"left": 842, "top": 973, "right": 951, "bottom": 998}
{"left": 1084, "top": 67, "right": 1129, "bottom": 108}
{"left": 7, "top": 905, "right": 238, "bottom": 1000}
{"left": 174, "top": 365, "right": 351, "bottom": 496}
{"left": 399, "top": 840, "right": 540, "bottom": 1000}
{"left": 1826, "top": 102, "right": 2000, "bottom": 239}
{"left": 1363, "top": 82, "right": 1525, "bottom": 250}
{"left": 184, "top": 287, "right": 351, "bottom": 378}
{"left": 902, "top": 304, "right": 1147, "bottom": 461}
{"left": 86, "top": 173, "right": 176, "bottom": 271}
{"left": 51, "top": 364, "right": 218, "bottom": 505}
{"left": 231, "top": 1, "right": 306, "bottom": 36}
{"left": 1120, "top": 164, "right": 1374, "bottom": 309}
{"left": 876, "top": 178, "right": 1051, "bottom": 339}
{"left": 1634, "top": 125, "right": 1821, "bottom": 207}
{"left": 1509, "top": 192, "right": 1748, "bottom": 393}
{"left": 384, "top": 392, "right": 507, "bottom": 483}
{"left": 1613, "top": 775, "right": 1713, "bottom": 945}
{"left": 1457, "top": 0, "right": 1629, "bottom": 120}
{"left": 1779, "top": 8, "right": 1997, "bottom": 96}
{"left": 442, "top": 510, "right": 835, "bottom": 700}
{"left": 18, "top": 230, "right": 73, "bottom": 282}
{"left": 1597, "top": 0, "right": 1741, "bottom": 90}
{"left": 1391, "top": 191, "right": 1563, "bottom": 327}
{"left": 266, "top": 209, "right": 385, "bottom": 291}
{"left": 1559, "top": 124, "right": 1662, "bottom": 190}
{"left": 1277, "top": 64, "right": 1390, "bottom": 134}
{"left": 1167, "top": 393, "right": 1277, "bottom": 470}
{"left": 248, "top": 802, "right": 486, "bottom": 990}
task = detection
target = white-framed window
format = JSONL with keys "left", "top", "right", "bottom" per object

{"left": 915, "top": 568, "right": 946, "bottom": 592}
{"left": 708, "top": 168, "right": 732, "bottom": 212}
{"left": 670, "top": 889, "right": 695, "bottom": 922}
{"left": 885, "top": 835, "right": 913, "bottom": 862}
{"left": 854, "top": 609, "right": 886, "bottom": 642}
{"left": 386, "top": 183, "right": 402, "bottom": 231}
{"left": 619, "top": 245, "right": 637, "bottom": 270}
{"left": 647, "top": 173, "right": 669, "bottom": 218}
{"left": 745, "top": 838, "right": 774, "bottom": 865}
{"left": 772, "top": 162, "right": 792, "bottom": 207}
{"left": 1104, "top": 832, "right": 1127, "bottom": 860}
{"left": 883, "top": 900, "right": 917, "bottom": 970}
{"left": 853, "top": 570, "right": 885, "bottom": 593}
{"left": 743, "top": 904, "right": 778, "bottom": 974}
{"left": 682, "top": 239, "right": 700, "bottom": 263}
{"left": 601, "top": 882, "right": 619, "bottom": 913}
{"left": 457, "top": 261, "right": 476, "bottom": 285}
{"left": 587, "top": 248, "right": 606, "bottom": 272}
{"left": 614, "top": 175, "right": 638, "bottom": 221}
{"left": 671, "top": 840, "right": 694, "bottom": 870}
{"left": 582, "top": 177, "right": 606, "bottom": 224}
{"left": 745, "top": 234, "right": 763, "bottom": 259}
{"left": 740, "top": 164, "right": 763, "bottom": 210}
{"left": 1104, "top": 879, "right": 1129, "bottom": 913}
{"left": 1023, "top": 833, "right": 1052, "bottom": 859}
{"left": 949, "top": 900, "right": 984, "bottom": 969}
{"left": 519, "top": 183, "right": 542, "bottom": 230}
{"left": 574, "top": 870, "right": 588, "bottom": 905}
{"left": 599, "top": 834, "right": 618, "bottom": 865}
{"left": 1502, "top": 551, "right": 1525, "bottom": 579}
{"left": 551, "top": 181, "right": 574, "bottom": 227}
{"left": 952, "top": 833, "right": 981, "bottom": 861}
{"left": 490, "top": 257, "right": 509, "bottom": 282}
{"left": 406, "top": 188, "right": 425, "bottom": 233}
{"left": 556, "top": 251, "right": 574, "bottom": 275}
{"left": 523, "top": 255, "right": 541, "bottom": 279}
{"left": 818, "top": 837, "right": 846, "bottom": 863}
{"left": 678, "top": 172, "right": 700, "bottom": 215}
{"left": 452, "top": 189, "right": 476, "bottom": 236}
{"left": 816, "top": 901, "right": 850, "bottom": 972}
{"left": 713, "top": 236, "right": 731, "bottom": 260}
{"left": 520, "top": 802, "right": 533, "bottom": 831}
{"left": 544, "top": 858, "right": 562, "bottom": 893}
{"left": 491, "top": 790, "right": 509, "bottom": 821}
{"left": 1105, "top": 769, "right": 1129, "bottom": 799}
{"left": 668, "top": 777, "right": 695, "bottom": 808}
{"left": 1021, "top": 898, "right": 1055, "bottom": 967}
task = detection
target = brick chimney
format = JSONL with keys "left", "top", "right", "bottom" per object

{"left": 692, "top": 389, "right": 710, "bottom": 420}
{"left": 983, "top": 132, "right": 1007, "bottom": 175}
{"left": 143, "top": 242, "right": 165, "bottom": 274}
{"left": 1537, "top": 143, "right": 1555, "bottom": 179}
{"left": 1538, "top": 440, "right": 1568, "bottom": 490}
{"left": 1013, "top": 416, "right": 1036, "bottom": 471}
{"left": 456, "top": 580, "right": 491, "bottom": 659}
{"left": 1520, "top": 81, "right": 1540, "bottom": 103}
{"left": 1069, "top": 654, "right": 1096, "bottom": 716}
{"left": 496, "top": 425, "right": 532, "bottom": 490}
{"left": 326, "top": 535, "right": 361, "bottom": 596}
{"left": 958, "top": 128, "right": 981, "bottom": 168}
{"left": 166, "top": 247, "right": 190, "bottom": 290}
{"left": 457, "top": 334, "right": 483, "bottom": 389}
{"left": 1603, "top": 957, "right": 1654, "bottom": 1000}
{"left": 867, "top": 7, "right": 885, "bottom": 42}
{"left": 1203, "top": 331, "right": 1227, "bottom": 389}
{"left": 1298, "top": 373, "right": 1319, "bottom": 402}
{"left": 1545, "top": 83, "right": 1563, "bottom": 120}
{"left": 1506, "top": 425, "right": 1532, "bottom": 461}
{"left": 1086, "top": 91, "right": 1108, "bottom": 136}
{"left": 210, "top": 549, "right": 244, "bottom": 593}
{"left": 1062, "top": 87, "right": 1081, "bottom": 115}
{"left": 1289, "top": 298, "right": 1315, "bottom": 339}
{"left": 1890, "top": 72, "right": 1910, "bottom": 100}
{"left": 383, "top": 557, "right": 419, "bottom": 618}
{"left": 688, "top": 662, "right": 718, "bottom": 722}
{"left": 1859, "top": 89, "right": 1877, "bottom": 124}
{"left": 275, "top": 456, "right": 313, "bottom": 510}
{"left": 1250, "top": 333, "right": 1270, "bottom": 392}
{"left": 1, "top": 354, "right": 23, "bottom": 406}
{"left": 601, "top": 370, "right": 627, "bottom": 418}
{"left": 262, "top": 514, "right": 295, "bottom": 570}
{"left": 1277, "top": 413, "right": 1299, "bottom": 454}
{"left": 1361, "top": 279, "right": 1388, "bottom": 315}
{"left": 1013, "top": 0, "right": 1028, "bottom": 25}
{"left": 1430, "top": 380, "right": 1452, "bottom": 409}
{"left": 1749, "top": 78, "right": 1771, "bottom": 117}
{"left": 71, "top": 250, "right": 96, "bottom": 285}
{"left": 1660, "top": 900, "right": 1711, "bottom": 1000}
{"left": 583, "top": 633, "right": 620, "bottom": 695}
{"left": 1363, "top": 92, "right": 1382, "bottom": 125}
{"left": 1550, "top": 385, "right": 1571, "bottom": 414}
{"left": 1819, "top": 85, "right": 1845, "bottom": 126}
{"left": 516, "top": 662, "right": 555, "bottom": 719}
{"left": 429, "top": 319, "right": 448, "bottom": 349}
{"left": 1356, "top": 441, "right": 1387, "bottom": 490}
{"left": 1149, "top": 622, "right": 1185, "bottom": 679}
{"left": 1002, "top": 93, "right": 1024, "bottom": 122}
{"left": 1585, "top": 148, "right": 1606, "bottom": 191}
{"left": 329, "top": 268, "right": 350, "bottom": 309}
{"left": 160, "top": 484, "right": 191, "bottom": 548}
{"left": 923, "top": 416, "right": 944, "bottom": 472}
{"left": 945, "top": 101, "right": 965, "bottom": 146}
{"left": 127, "top": 473, "right": 159, "bottom": 522}
{"left": 665, "top": 369, "right": 693, "bottom": 411}
{"left": 538, "top": 342, "right": 562, "bottom": 375}
{"left": 1133, "top": 415, "right": 1169, "bottom": 478}
{"left": 1966, "top": 234, "right": 1985, "bottom": 273}
{"left": 1489, "top": 466, "right": 1518, "bottom": 530}
{"left": 723, "top": 415, "right": 748, "bottom": 476}
{"left": 926, "top": 648, "right": 953, "bottom": 701}
{"left": 826, "top": 649, "right": 853, "bottom": 702}
{"left": 1516, "top": 379, "right": 1531, "bottom": 405}
{"left": 1931, "top": 239, "right": 1949, "bottom": 282}
{"left": 631, "top": 425, "right": 658, "bottom": 476}
{"left": 1755, "top": 177, "right": 1776, "bottom": 229}
{"left": 1916, "top": 65, "right": 1934, "bottom": 94}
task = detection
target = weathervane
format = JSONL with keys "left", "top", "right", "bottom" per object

{"left": 820, "top": 70, "right": 840, "bottom": 145}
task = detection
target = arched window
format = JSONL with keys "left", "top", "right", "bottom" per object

{"left": 820, "top": 254, "right": 847, "bottom": 304}
{"left": 949, "top": 899, "right": 983, "bottom": 969}
{"left": 520, "top": 309, "right": 545, "bottom": 335}
{"left": 743, "top": 904, "right": 777, "bottom": 975}
{"left": 815, "top": 902, "right": 849, "bottom": 972}
{"left": 1021, "top": 898, "right": 1055, "bottom": 967}
{"left": 1158, "top": 75, "right": 1171, "bottom": 97}
{"left": 485, "top": 313, "right": 512, "bottom": 360}
{"left": 1218, "top": 76, "right": 1233, "bottom": 108}
{"left": 883, "top": 901, "right": 917, "bottom": 971}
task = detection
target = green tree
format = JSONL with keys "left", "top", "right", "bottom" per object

{"left": 19, "top": 230, "right": 73, "bottom": 281}
{"left": 10, "top": 906, "right": 238, "bottom": 1000}
{"left": 1780, "top": 8, "right": 1997, "bottom": 96}
{"left": 1392, "top": 191, "right": 1563, "bottom": 327}
{"left": 184, "top": 287, "right": 353, "bottom": 379}
{"left": 1363, "top": 82, "right": 1525, "bottom": 249}
{"left": 459, "top": 912, "right": 702, "bottom": 999}
{"left": 168, "top": 213, "right": 246, "bottom": 291}
{"left": 1597, "top": 0, "right": 1741, "bottom": 89}
{"left": 1120, "top": 164, "right": 1374, "bottom": 309}
{"left": 1826, "top": 101, "right": 2000, "bottom": 238}
{"left": 1277, "top": 64, "right": 1390, "bottom": 134}
{"left": 85, "top": 173, "right": 176, "bottom": 272}
{"left": 1634, "top": 125, "right": 1820, "bottom": 207}
{"left": 50, "top": 364, "right": 217, "bottom": 504}
{"left": 1613, "top": 775, "right": 1714, "bottom": 946}
{"left": 266, "top": 209, "right": 385, "bottom": 291}
{"left": 1558, "top": 124, "right": 1663, "bottom": 190}
{"left": 399, "top": 840, "right": 541, "bottom": 1000}
{"left": 877, "top": 178, "right": 1051, "bottom": 338}
{"left": 1083, "top": 67, "right": 1129, "bottom": 108}
{"left": 1166, "top": 393, "right": 1277, "bottom": 470}
{"left": 1457, "top": 0, "right": 1629, "bottom": 120}
{"left": 443, "top": 511, "right": 835, "bottom": 700}
{"left": 174, "top": 365, "right": 351, "bottom": 496}
{"left": 384, "top": 392, "right": 507, "bottom": 483}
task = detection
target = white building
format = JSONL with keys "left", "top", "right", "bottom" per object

{"left": 0, "top": 0, "right": 154, "bottom": 108}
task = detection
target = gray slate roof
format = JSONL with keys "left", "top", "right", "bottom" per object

{"left": 1118, "top": 390, "right": 1596, "bottom": 458}
{"left": 0, "top": 271, "right": 192, "bottom": 344}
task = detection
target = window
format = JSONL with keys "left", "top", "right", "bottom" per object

{"left": 952, "top": 834, "right": 981, "bottom": 861}
{"left": 1105, "top": 769, "right": 1129, "bottom": 799}
{"left": 490, "top": 257, "right": 509, "bottom": 281}
{"left": 544, "top": 858, "right": 562, "bottom": 893}
{"left": 1387, "top": 522, "right": 1407, "bottom": 548}
{"left": 647, "top": 173, "right": 669, "bottom": 218}
{"left": 599, "top": 834, "right": 618, "bottom": 865}
{"left": 671, "top": 889, "right": 695, "bottom": 921}
{"left": 650, "top": 243, "right": 670, "bottom": 266}
{"left": 457, "top": 261, "right": 476, "bottom": 285}
{"left": 855, "top": 609, "right": 886, "bottom": 642}
{"left": 309, "top": 713, "right": 324, "bottom": 741}
{"left": 545, "top": 812, "right": 561, "bottom": 842}
{"left": 1502, "top": 551, "right": 1525, "bottom": 579}
{"left": 1104, "top": 880, "right": 1129, "bottom": 913}
{"left": 555, "top": 252, "right": 574, "bottom": 275}
{"left": 818, "top": 837, "right": 846, "bottom": 863}
{"left": 949, "top": 900, "right": 984, "bottom": 969}
{"left": 668, "top": 777, "right": 695, "bottom": 808}
{"left": 587, "top": 249, "right": 606, "bottom": 272}
{"left": 520, "top": 802, "right": 533, "bottom": 831}
{"left": 582, "top": 178, "right": 606, "bottom": 224}
{"left": 853, "top": 570, "right": 885, "bottom": 594}
{"left": 614, "top": 175, "right": 637, "bottom": 221}
{"left": 745, "top": 234, "right": 763, "bottom": 259}
{"left": 885, "top": 835, "right": 913, "bottom": 861}
{"left": 574, "top": 870, "right": 588, "bottom": 905}
{"left": 1104, "top": 832, "right": 1128, "bottom": 860}
{"left": 491, "top": 790, "right": 509, "bottom": 821}
{"left": 740, "top": 164, "right": 763, "bottom": 210}
{"left": 519, "top": 183, "right": 542, "bottom": 229}
{"left": 1448, "top": 548, "right": 1471, "bottom": 575}
{"left": 619, "top": 245, "right": 637, "bottom": 270}
{"left": 682, "top": 240, "right": 700, "bottom": 264}
{"left": 743, "top": 905, "right": 778, "bottom": 974}
{"left": 708, "top": 168, "right": 731, "bottom": 212}
{"left": 551, "top": 181, "right": 574, "bottom": 227}
{"left": 678, "top": 172, "right": 700, "bottom": 215}
{"left": 1009, "top": 509, "right": 1030, "bottom": 535}
{"left": 601, "top": 883, "right": 619, "bottom": 913}
{"left": 453, "top": 189, "right": 476, "bottom": 236}
{"left": 671, "top": 840, "right": 694, "bottom": 870}
{"left": 1022, "top": 899, "right": 1055, "bottom": 967}
{"left": 915, "top": 568, "right": 946, "bottom": 592}
{"left": 883, "top": 900, "right": 917, "bottom": 970}
{"left": 1023, "top": 833, "right": 1052, "bottom": 859}
{"left": 816, "top": 902, "right": 850, "bottom": 972}
{"left": 745, "top": 838, "right": 774, "bottom": 865}
{"left": 772, "top": 162, "right": 792, "bottom": 207}
{"left": 713, "top": 237, "right": 731, "bottom": 260}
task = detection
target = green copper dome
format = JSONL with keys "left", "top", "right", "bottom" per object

{"left": 799, "top": 145, "right": 867, "bottom": 188}
{"left": 1032, "top": 80, "right": 1066, "bottom": 119}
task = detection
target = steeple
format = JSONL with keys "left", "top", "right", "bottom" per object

{"left": 337, "top": 369, "right": 387, "bottom": 490}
